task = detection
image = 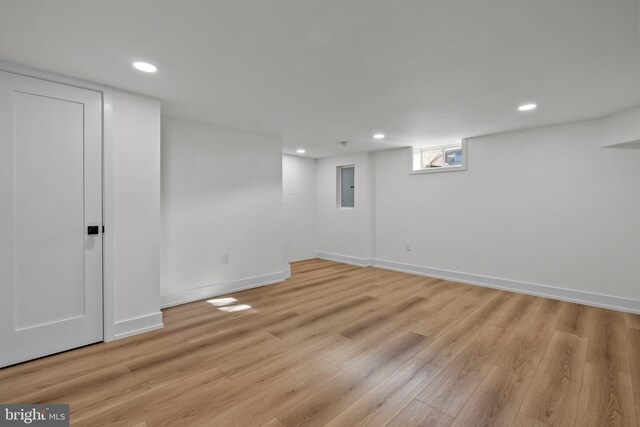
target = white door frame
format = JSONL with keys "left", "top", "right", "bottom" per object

{"left": 0, "top": 60, "right": 117, "bottom": 342}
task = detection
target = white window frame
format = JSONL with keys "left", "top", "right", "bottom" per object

{"left": 410, "top": 140, "right": 467, "bottom": 175}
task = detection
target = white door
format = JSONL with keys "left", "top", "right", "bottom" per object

{"left": 0, "top": 70, "right": 103, "bottom": 367}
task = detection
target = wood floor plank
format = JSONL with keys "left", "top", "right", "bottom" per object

{"left": 415, "top": 292, "right": 518, "bottom": 368}
{"left": 450, "top": 364, "right": 533, "bottom": 427}
{"left": 416, "top": 326, "right": 510, "bottom": 417}
{"left": 276, "top": 333, "right": 430, "bottom": 426}
{"left": 585, "top": 307, "right": 630, "bottom": 373}
{"left": 268, "top": 295, "right": 383, "bottom": 339}
{"left": 324, "top": 358, "right": 441, "bottom": 426}
{"left": 142, "top": 353, "right": 332, "bottom": 426}
{"left": 626, "top": 328, "right": 640, "bottom": 407}
{"left": 69, "top": 349, "right": 227, "bottom": 415}
{"left": 0, "top": 364, "right": 131, "bottom": 405}
{"left": 624, "top": 313, "right": 640, "bottom": 330}
{"left": 511, "top": 412, "right": 547, "bottom": 427}
{"left": 575, "top": 362, "right": 637, "bottom": 427}
{"left": 196, "top": 360, "right": 341, "bottom": 426}
{"left": 556, "top": 301, "right": 591, "bottom": 337}
{"left": 337, "top": 295, "right": 427, "bottom": 342}
{"left": 519, "top": 330, "right": 588, "bottom": 427}
{"left": 0, "top": 259, "right": 635, "bottom": 427}
{"left": 412, "top": 293, "right": 486, "bottom": 340}
{"left": 386, "top": 400, "right": 453, "bottom": 427}
{"left": 73, "top": 365, "right": 228, "bottom": 426}
{"left": 495, "top": 297, "right": 560, "bottom": 379}
{"left": 0, "top": 333, "right": 198, "bottom": 400}
{"left": 489, "top": 294, "right": 537, "bottom": 330}
{"left": 261, "top": 418, "right": 286, "bottom": 427}
{"left": 217, "top": 333, "right": 349, "bottom": 378}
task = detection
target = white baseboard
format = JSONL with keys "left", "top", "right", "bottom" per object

{"left": 286, "top": 254, "right": 319, "bottom": 263}
{"left": 113, "top": 312, "right": 164, "bottom": 340}
{"left": 161, "top": 269, "right": 289, "bottom": 309}
{"left": 316, "top": 251, "right": 372, "bottom": 267}
{"left": 372, "top": 258, "right": 640, "bottom": 315}
{"left": 312, "top": 252, "right": 640, "bottom": 314}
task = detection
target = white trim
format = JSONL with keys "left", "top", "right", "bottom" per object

{"left": 161, "top": 270, "right": 289, "bottom": 309}
{"left": 101, "top": 89, "right": 116, "bottom": 342}
{"left": 113, "top": 312, "right": 164, "bottom": 340}
{"left": 316, "top": 251, "right": 372, "bottom": 267}
{"left": 285, "top": 255, "right": 318, "bottom": 263}
{"left": 372, "top": 258, "right": 640, "bottom": 315}
{"left": 310, "top": 253, "right": 640, "bottom": 314}
{"left": 0, "top": 60, "right": 118, "bottom": 341}
{"left": 0, "top": 60, "right": 112, "bottom": 93}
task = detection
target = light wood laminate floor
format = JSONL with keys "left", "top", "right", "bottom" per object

{"left": 1, "top": 259, "right": 639, "bottom": 426}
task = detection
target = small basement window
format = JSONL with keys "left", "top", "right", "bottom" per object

{"left": 411, "top": 140, "right": 467, "bottom": 174}
{"left": 337, "top": 165, "right": 355, "bottom": 208}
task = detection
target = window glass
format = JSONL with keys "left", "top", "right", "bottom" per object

{"left": 421, "top": 149, "right": 444, "bottom": 168}
{"left": 412, "top": 142, "right": 466, "bottom": 174}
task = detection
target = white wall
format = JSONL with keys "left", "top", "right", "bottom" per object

{"left": 372, "top": 117, "right": 640, "bottom": 306}
{"left": 161, "top": 117, "right": 286, "bottom": 307}
{"left": 282, "top": 155, "right": 317, "bottom": 262}
{"left": 110, "top": 90, "right": 162, "bottom": 337}
{"left": 314, "top": 111, "right": 640, "bottom": 311}
{"left": 316, "top": 152, "right": 375, "bottom": 264}
{"left": 600, "top": 106, "right": 640, "bottom": 148}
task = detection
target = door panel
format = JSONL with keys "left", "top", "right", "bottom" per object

{"left": 0, "top": 71, "right": 103, "bottom": 367}
{"left": 340, "top": 166, "right": 355, "bottom": 208}
{"left": 14, "top": 92, "right": 86, "bottom": 330}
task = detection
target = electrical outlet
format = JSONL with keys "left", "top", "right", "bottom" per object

{"left": 222, "top": 254, "right": 230, "bottom": 264}
{"left": 405, "top": 241, "right": 411, "bottom": 251}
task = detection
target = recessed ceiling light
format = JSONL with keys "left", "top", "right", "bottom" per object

{"left": 518, "top": 103, "right": 537, "bottom": 111}
{"left": 133, "top": 61, "right": 158, "bottom": 73}
{"left": 296, "top": 149, "right": 306, "bottom": 154}
{"left": 373, "top": 133, "right": 385, "bottom": 139}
